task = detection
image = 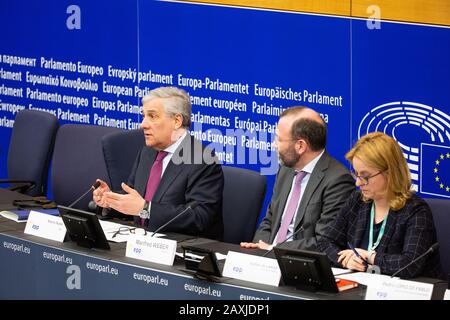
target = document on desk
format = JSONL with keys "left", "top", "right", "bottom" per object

{"left": 332, "top": 267, "right": 353, "bottom": 276}
{"left": 175, "top": 252, "right": 227, "bottom": 260}
{"left": 215, "top": 252, "right": 227, "bottom": 260}
{"left": 336, "top": 272, "right": 396, "bottom": 286}
{"left": 99, "top": 220, "right": 165, "bottom": 243}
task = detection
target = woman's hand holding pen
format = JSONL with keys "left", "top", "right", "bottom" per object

{"left": 338, "top": 248, "right": 369, "bottom": 272}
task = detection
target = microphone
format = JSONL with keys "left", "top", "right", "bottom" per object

{"left": 262, "top": 221, "right": 311, "bottom": 257}
{"left": 88, "top": 200, "right": 109, "bottom": 217}
{"left": 150, "top": 201, "right": 199, "bottom": 237}
{"left": 68, "top": 181, "right": 101, "bottom": 208}
{"left": 391, "top": 242, "right": 440, "bottom": 278}
{"left": 88, "top": 200, "right": 98, "bottom": 211}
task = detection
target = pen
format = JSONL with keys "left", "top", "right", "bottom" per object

{"left": 347, "top": 242, "right": 368, "bottom": 266}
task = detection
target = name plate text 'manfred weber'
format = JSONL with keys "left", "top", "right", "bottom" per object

{"left": 126, "top": 235, "right": 177, "bottom": 266}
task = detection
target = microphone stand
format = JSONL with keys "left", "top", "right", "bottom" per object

{"left": 68, "top": 181, "right": 101, "bottom": 208}
{"left": 391, "top": 243, "right": 440, "bottom": 278}
{"left": 150, "top": 201, "right": 198, "bottom": 237}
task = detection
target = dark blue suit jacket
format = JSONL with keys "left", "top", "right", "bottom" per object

{"left": 318, "top": 190, "right": 442, "bottom": 278}
{"left": 254, "top": 151, "right": 354, "bottom": 251}
{"left": 129, "top": 135, "right": 224, "bottom": 240}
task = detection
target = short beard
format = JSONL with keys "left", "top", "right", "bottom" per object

{"left": 278, "top": 149, "right": 300, "bottom": 168}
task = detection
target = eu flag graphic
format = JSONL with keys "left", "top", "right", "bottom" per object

{"left": 421, "top": 143, "right": 450, "bottom": 198}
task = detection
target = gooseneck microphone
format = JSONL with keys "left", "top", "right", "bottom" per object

{"left": 391, "top": 242, "right": 440, "bottom": 278}
{"left": 150, "top": 201, "right": 199, "bottom": 237}
{"left": 262, "top": 222, "right": 311, "bottom": 257}
{"left": 68, "top": 181, "right": 101, "bottom": 208}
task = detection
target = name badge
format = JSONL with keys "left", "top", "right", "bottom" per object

{"left": 365, "top": 277, "right": 433, "bottom": 300}
{"left": 223, "top": 251, "right": 281, "bottom": 287}
{"left": 126, "top": 235, "right": 177, "bottom": 266}
{"left": 24, "top": 210, "right": 66, "bottom": 242}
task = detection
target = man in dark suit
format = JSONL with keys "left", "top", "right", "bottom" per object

{"left": 93, "top": 86, "right": 224, "bottom": 240}
{"left": 241, "top": 107, "right": 354, "bottom": 251}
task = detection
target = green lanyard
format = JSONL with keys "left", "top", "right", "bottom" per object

{"left": 368, "top": 202, "right": 388, "bottom": 252}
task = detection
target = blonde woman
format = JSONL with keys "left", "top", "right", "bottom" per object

{"left": 318, "top": 132, "right": 442, "bottom": 278}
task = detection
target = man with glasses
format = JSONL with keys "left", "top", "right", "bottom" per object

{"left": 93, "top": 86, "right": 224, "bottom": 240}
{"left": 241, "top": 107, "right": 354, "bottom": 251}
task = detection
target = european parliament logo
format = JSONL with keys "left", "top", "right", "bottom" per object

{"left": 421, "top": 144, "right": 450, "bottom": 198}
{"left": 358, "top": 101, "right": 450, "bottom": 198}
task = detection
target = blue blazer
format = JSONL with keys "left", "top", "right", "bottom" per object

{"left": 318, "top": 190, "right": 442, "bottom": 278}
{"left": 129, "top": 135, "right": 224, "bottom": 240}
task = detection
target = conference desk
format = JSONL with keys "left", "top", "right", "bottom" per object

{"left": 0, "top": 216, "right": 366, "bottom": 300}
{"left": 0, "top": 190, "right": 446, "bottom": 300}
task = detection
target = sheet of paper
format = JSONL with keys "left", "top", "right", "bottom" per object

{"left": 337, "top": 272, "right": 397, "bottom": 286}
{"left": 332, "top": 267, "right": 352, "bottom": 276}
{"left": 176, "top": 251, "right": 227, "bottom": 261}
{"left": 215, "top": 252, "right": 227, "bottom": 260}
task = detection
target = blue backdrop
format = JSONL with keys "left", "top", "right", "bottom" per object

{"left": 0, "top": 0, "right": 449, "bottom": 220}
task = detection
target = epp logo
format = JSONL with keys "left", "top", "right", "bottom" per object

{"left": 232, "top": 266, "right": 243, "bottom": 273}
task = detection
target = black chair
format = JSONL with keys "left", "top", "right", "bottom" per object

{"left": 101, "top": 129, "right": 145, "bottom": 192}
{"left": 222, "top": 166, "right": 266, "bottom": 244}
{"left": 0, "top": 109, "right": 58, "bottom": 196}
{"left": 50, "top": 124, "right": 122, "bottom": 211}
{"left": 424, "top": 198, "right": 450, "bottom": 278}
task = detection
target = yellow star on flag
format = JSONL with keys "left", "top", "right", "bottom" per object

{"left": 436, "top": 160, "right": 440, "bottom": 165}
{"left": 446, "top": 187, "right": 450, "bottom": 192}
{"left": 440, "top": 183, "right": 444, "bottom": 189}
{"left": 435, "top": 176, "right": 440, "bottom": 182}
{"left": 434, "top": 168, "right": 438, "bottom": 173}
{"left": 440, "top": 154, "right": 445, "bottom": 159}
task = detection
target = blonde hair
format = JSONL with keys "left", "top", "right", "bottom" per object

{"left": 346, "top": 132, "right": 412, "bottom": 210}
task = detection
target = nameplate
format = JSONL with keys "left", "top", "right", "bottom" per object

{"left": 24, "top": 211, "right": 66, "bottom": 242}
{"left": 444, "top": 289, "right": 450, "bottom": 300}
{"left": 126, "top": 235, "right": 176, "bottom": 266}
{"left": 222, "top": 251, "right": 281, "bottom": 287}
{"left": 365, "top": 277, "right": 433, "bottom": 300}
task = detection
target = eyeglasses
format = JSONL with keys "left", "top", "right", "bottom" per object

{"left": 351, "top": 171, "right": 384, "bottom": 185}
{"left": 274, "top": 133, "right": 296, "bottom": 143}
{"left": 110, "top": 227, "right": 147, "bottom": 238}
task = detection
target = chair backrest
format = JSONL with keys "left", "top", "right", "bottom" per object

{"left": 51, "top": 124, "right": 122, "bottom": 210}
{"left": 424, "top": 198, "right": 450, "bottom": 277}
{"left": 101, "top": 129, "right": 145, "bottom": 192}
{"left": 7, "top": 109, "right": 59, "bottom": 196}
{"left": 222, "top": 166, "right": 266, "bottom": 244}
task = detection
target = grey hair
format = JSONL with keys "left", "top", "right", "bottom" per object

{"left": 141, "top": 86, "right": 192, "bottom": 128}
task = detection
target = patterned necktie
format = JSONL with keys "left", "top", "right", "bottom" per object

{"left": 141, "top": 151, "right": 168, "bottom": 225}
{"left": 276, "top": 171, "right": 307, "bottom": 244}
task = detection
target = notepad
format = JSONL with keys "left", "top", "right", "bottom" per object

{"left": 0, "top": 209, "right": 59, "bottom": 222}
{"left": 336, "top": 278, "right": 359, "bottom": 292}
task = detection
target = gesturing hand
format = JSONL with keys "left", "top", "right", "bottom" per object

{"left": 103, "top": 183, "right": 145, "bottom": 216}
{"left": 92, "top": 179, "right": 111, "bottom": 208}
